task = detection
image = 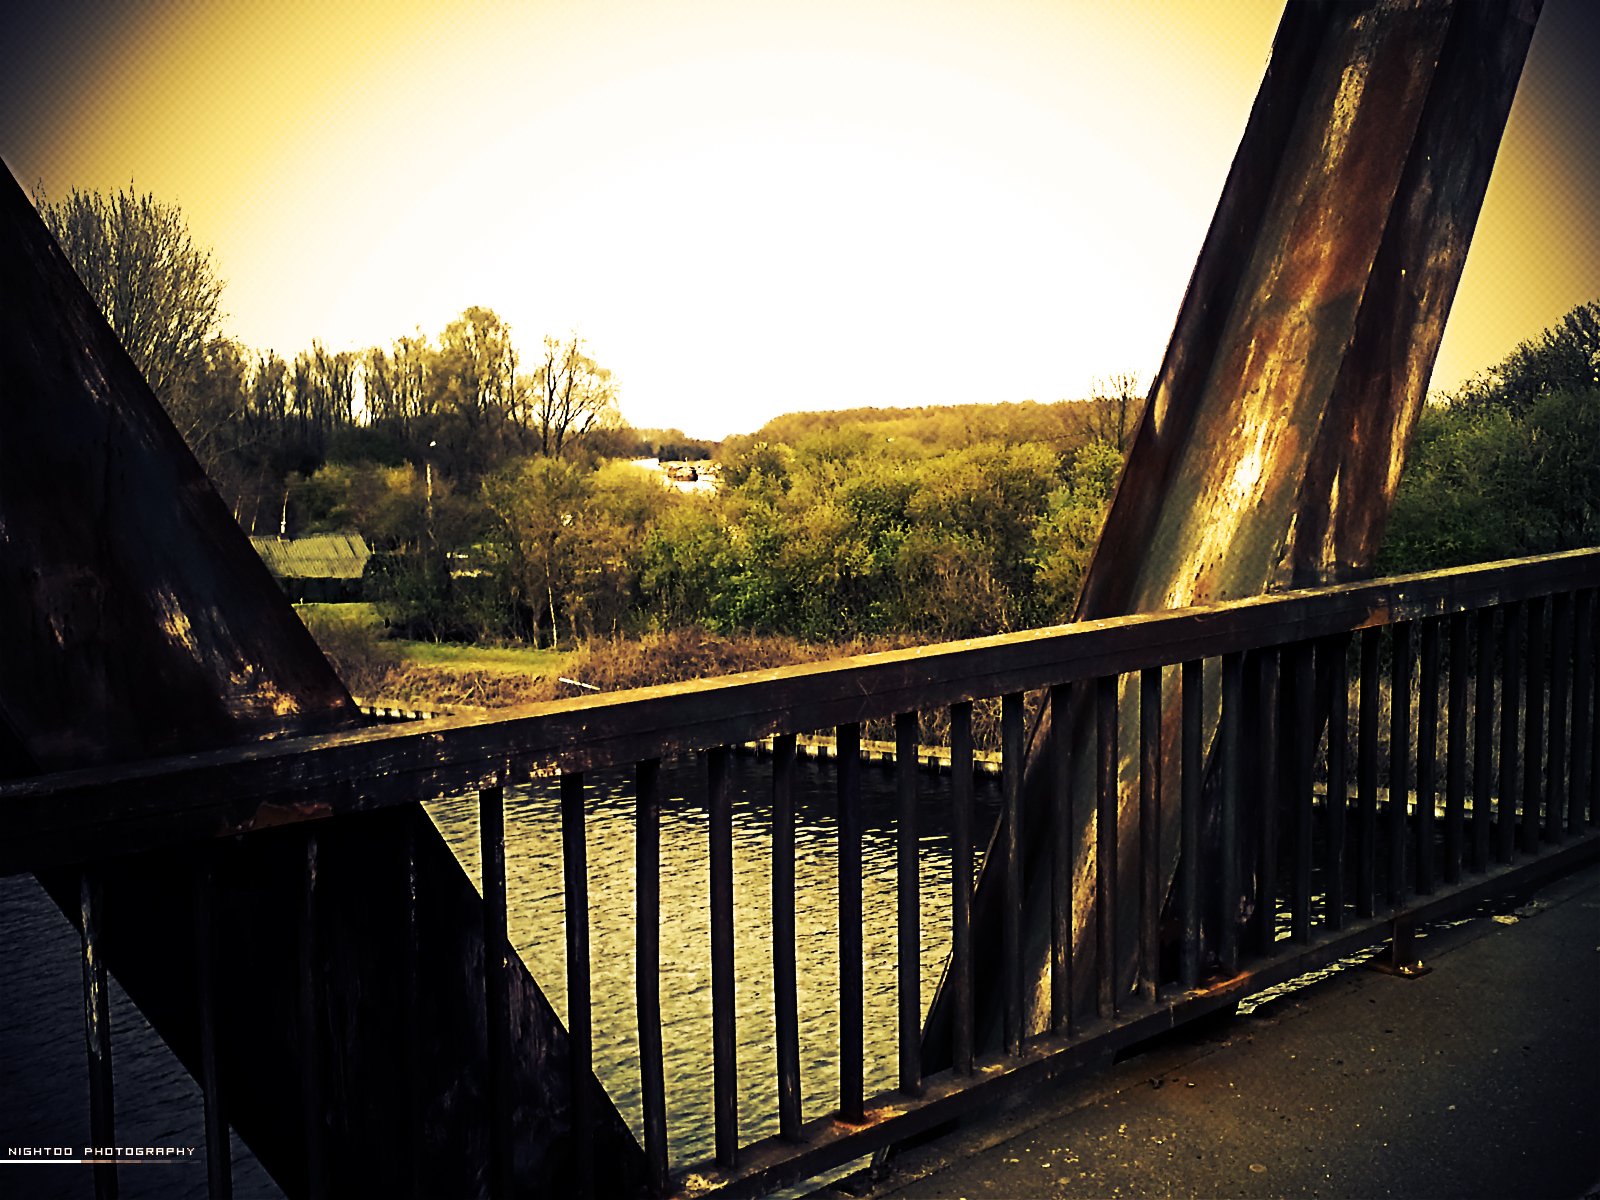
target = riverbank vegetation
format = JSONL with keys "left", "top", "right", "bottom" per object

{"left": 38, "top": 186, "right": 1598, "bottom": 704}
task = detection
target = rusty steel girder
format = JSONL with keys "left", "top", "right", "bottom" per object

{"left": 932, "top": 0, "right": 1542, "bottom": 1054}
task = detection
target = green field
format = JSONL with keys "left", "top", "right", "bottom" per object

{"left": 295, "top": 603, "right": 570, "bottom": 678}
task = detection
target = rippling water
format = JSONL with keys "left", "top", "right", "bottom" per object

{"left": 0, "top": 874, "right": 280, "bottom": 1200}
{"left": 2, "top": 752, "right": 998, "bottom": 1192}
{"left": 425, "top": 751, "right": 1001, "bottom": 1171}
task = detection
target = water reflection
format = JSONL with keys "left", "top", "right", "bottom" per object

{"left": 426, "top": 751, "right": 1000, "bottom": 1170}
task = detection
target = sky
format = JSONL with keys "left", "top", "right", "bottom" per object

{"left": 3, "top": 0, "right": 1596, "bottom": 440}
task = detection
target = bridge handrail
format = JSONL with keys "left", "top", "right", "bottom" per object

{"left": 3, "top": 547, "right": 1596, "bottom": 875}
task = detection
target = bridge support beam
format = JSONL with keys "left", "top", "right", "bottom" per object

{"left": 0, "top": 164, "right": 644, "bottom": 1199}
{"left": 930, "top": 0, "right": 1541, "bottom": 1058}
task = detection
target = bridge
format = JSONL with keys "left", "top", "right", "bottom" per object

{"left": 4, "top": 548, "right": 1596, "bottom": 1197}
{"left": 3, "top": 1, "right": 1594, "bottom": 1198}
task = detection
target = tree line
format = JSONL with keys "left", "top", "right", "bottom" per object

{"left": 36, "top": 184, "right": 1598, "bottom": 653}
{"left": 37, "top": 186, "right": 636, "bottom": 533}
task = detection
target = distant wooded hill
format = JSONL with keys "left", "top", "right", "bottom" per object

{"left": 740, "top": 398, "right": 1101, "bottom": 456}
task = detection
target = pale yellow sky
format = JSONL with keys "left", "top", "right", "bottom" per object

{"left": 5, "top": 0, "right": 1596, "bottom": 437}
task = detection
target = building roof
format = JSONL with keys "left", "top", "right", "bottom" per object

{"left": 250, "top": 533, "right": 371, "bottom": 580}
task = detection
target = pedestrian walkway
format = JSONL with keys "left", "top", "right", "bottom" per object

{"left": 821, "top": 862, "right": 1600, "bottom": 1200}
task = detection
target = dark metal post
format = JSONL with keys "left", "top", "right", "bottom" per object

{"left": 837, "top": 723, "right": 864, "bottom": 1121}
{"left": 1472, "top": 609, "right": 1496, "bottom": 873}
{"left": 1139, "top": 668, "right": 1161, "bottom": 1001}
{"left": 1373, "top": 916, "right": 1429, "bottom": 979}
{"left": 1256, "top": 651, "right": 1280, "bottom": 954}
{"left": 707, "top": 749, "right": 738, "bottom": 1165}
{"left": 771, "top": 736, "right": 803, "bottom": 1140}
{"left": 1523, "top": 595, "right": 1546, "bottom": 853}
{"left": 1416, "top": 617, "right": 1440, "bottom": 895}
{"left": 636, "top": 760, "right": 670, "bottom": 1191}
{"left": 949, "top": 704, "right": 975, "bottom": 1072}
{"left": 561, "top": 772, "right": 595, "bottom": 1197}
{"left": 1095, "top": 676, "right": 1118, "bottom": 1018}
{"left": 1547, "top": 591, "right": 1572, "bottom": 841}
{"left": 1570, "top": 590, "right": 1594, "bottom": 835}
{"left": 194, "top": 853, "right": 230, "bottom": 1200}
{"left": 1590, "top": 590, "right": 1600, "bottom": 825}
{"left": 1050, "top": 684, "right": 1074, "bottom": 1034}
{"left": 81, "top": 867, "right": 117, "bottom": 1200}
{"left": 1003, "top": 693, "right": 1025, "bottom": 1053}
{"left": 1324, "top": 635, "right": 1350, "bottom": 931}
{"left": 1389, "top": 623, "right": 1413, "bottom": 906}
{"left": 403, "top": 818, "right": 422, "bottom": 1200}
{"left": 1291, "top": 642, "right": 1314, "bottom": 943}
{"left": 1179, "top": 662, "right": 1202, "bottom": 989}
{"left": 1445, "top": 613, "right": 1468, "bottom": 881}
{"left": 1357, "top": 629, "right": 1380, "bottom": 917}
{"left": 1499, "top": 601, "right": 1523, "bottom": 862}
{"left": 1220, "top": 653, "right": 1242, "bottom": 974}
{"left": 300, "top": 832, "right": 324, "bottom": 1200}
{"left": 896, "top": 711, "right": 922, "bottom": 1092}
{"left": 479, "top": 787, "right": 512, "bottom": 1200}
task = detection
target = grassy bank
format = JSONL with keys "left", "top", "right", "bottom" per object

{"left": 295, "top": 603, "right": 902, "bottom": 711}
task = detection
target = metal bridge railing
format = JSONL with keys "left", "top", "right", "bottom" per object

{"left": 3, "top": 548, "right": 1596, "bottom": 1199}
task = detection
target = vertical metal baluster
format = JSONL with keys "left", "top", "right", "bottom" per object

{"left": 837, "top": 723, "right": 864, "bottom": 1121}
{"left": 1570, "top": 591, "right": 1594, "bottom": 835}
{"left": 1256, "top": 650, "right": 1279, "bottom": 954}
{"left": 194, "top": 852, "right": 230, "bottom": 1200}
{"left": 636, "top": 759, "right": 670, "bottom": 1192}
{"left": 403, "top": 816, "right": 423, "bottom": 1200}
{"left": 1179, "top": 661, "right": 1201, "bottom": 990}
{"left": 1473, "top": 610, "right": 1496, "bottom": 873}
{"left": 1546, "top": 591, "right": 1572, "bottom": 842}
{"left": 300, "top": 831, "right": 324, "bottom": 1200}
{"left": 1357, "top": 629, "right": 1379, "bottom": 918}
{"left": 1416, "top": 618, "right": 1439, "bottom": 896}
{"left": 1291, "top": 643, "right": 1314, "bottom": 944}
{"left": 80, "top": 867, "right": 117, "bottom": 1200}
{"left": 1050, "top": 684, "right": 1074, "bottom": 1035}
{"left": 1389, "top": 623, "right": 1412, "bottom": 907}
{"left": 1445, "top": 613, "right": 1468, "bottom": 882}
{"left": 1002, "top": 692, "right": 1024, "bottom": 1054}
{"left": 1522, "top": 596, "right": 1546, "bottom": 853}
{"left": 771, "top": 735, "right": 803, "bottom": 1140}
{"left": 949, "top": 704, "right": 975, "bottom": 1073}
{"left": 1220, "top": 653, "right": 1242, "bottom": 975}
{"left": 896, "top": 711, "right": 922, "bottom": 1092}
{"left": 1589, "top": 589, "right": 1600, "bottom": 826}
{"left": 1325, "top": 635, "right": 1349, "bottom": 931}
{"left": 1499, "top": 601, "right": 1522, "bottom": 862}
{"left": 707, "top": 749, "right": 737, "bottom": 1166}
{"left": 479, "top": 787, "right": 511, "bottom": 1200}
{"left": 562, "top": 772, "right": 595, "bottom": 1196}
{"left": 1139, "top": 668, "right": 1161, "bottom": 1002}
{"left": 1095, "top": 675, "right": 1118, "bottom": 1019}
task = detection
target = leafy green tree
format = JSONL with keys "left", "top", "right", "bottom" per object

{"left": 1031, "top": 440, "right": 1124, "bottom": 618}
{"left": 1380, "top": 300, "right": 1600, "bottom": 573}
{"left": 639, "top": 500, "right": 732, "bottom": 627}
{"left": 431, "top": 307, "right": 520, "bottom": 477}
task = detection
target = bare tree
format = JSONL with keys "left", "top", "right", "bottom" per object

{"left": 531, "top": 335, "right": 620, "bottom": 457}
{"left": 1085, "top": 371, "right": 1145, "bottom": 452}
{"left": 35, "top": 185, "right": 225, "bottom": 404}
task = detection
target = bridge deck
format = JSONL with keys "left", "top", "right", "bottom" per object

{"left": 841, "top": 860, "right": 1600, "bottom": 1200}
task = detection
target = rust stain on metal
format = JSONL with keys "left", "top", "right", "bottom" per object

{"left": 244, "top": 799, "right": 335, "bottom": 831}
{"left": 932, "top": 0, "right": 1542, "bottom": 1062}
